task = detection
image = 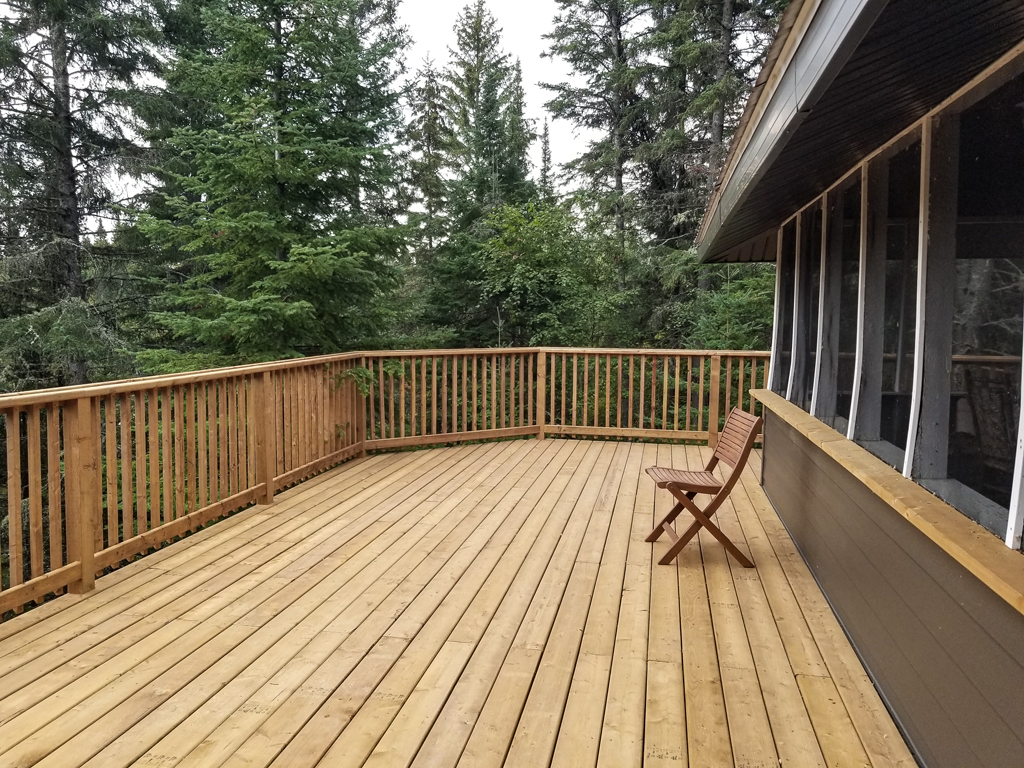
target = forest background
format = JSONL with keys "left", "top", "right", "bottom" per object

{"left": 0, "top": 0, "right": 785, "bottom": 393}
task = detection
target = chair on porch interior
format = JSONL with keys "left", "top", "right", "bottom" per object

{"left": 645, "top": 407, "right": 762, "bottom": 568}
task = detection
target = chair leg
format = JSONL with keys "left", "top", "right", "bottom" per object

{"left": 645, "top": 501, "right": 684, "bottom": 542}
{"left": 656, "top": 492, "right": 755, "bottom": 568}
{"left": 685, "top": 506, "right": 754, "bottom": 568}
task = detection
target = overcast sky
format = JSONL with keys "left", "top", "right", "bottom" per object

{"left": 397, "top": 0, "right": 597, "bottom": 180}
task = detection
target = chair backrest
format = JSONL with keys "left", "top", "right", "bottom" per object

{"left": 712, "top": 408, "right": 763, "bottom": 471}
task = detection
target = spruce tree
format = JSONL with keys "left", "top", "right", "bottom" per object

{"left": 407, "top": 57, "right": 456, "bottom": 261}
{"left": 0, "top": 0, "right": 160, "bottom": 388}
{"left": 140, "top": 0, "right": 408, "bottom": 367}
{"left": 539, "top": 119, "right": 555, "bottom": 201}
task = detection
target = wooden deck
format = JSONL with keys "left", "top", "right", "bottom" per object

{"left": 0, "top": 439, "right": 915, "bottom": 768}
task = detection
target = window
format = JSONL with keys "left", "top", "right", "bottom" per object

{"left": 920, "top": 73, "right": 1024, "bottom": 536}
{"left": 855, "top": 140, "right": 922, "bottom": 469}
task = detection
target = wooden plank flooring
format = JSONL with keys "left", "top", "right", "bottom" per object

{"left": 0, "top": 440, "right": 916, "bottom": 768}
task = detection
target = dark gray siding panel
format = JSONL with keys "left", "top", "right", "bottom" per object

{"left": 762, "top": 410, "right": 1024, "bottom": 768}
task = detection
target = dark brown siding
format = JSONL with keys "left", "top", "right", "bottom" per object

{"left": 762, "top": 410, "right": 1024, "bottom": 768}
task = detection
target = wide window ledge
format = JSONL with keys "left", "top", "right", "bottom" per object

{"left": 753, "top": 388, "right": 1024, "bottom": 617}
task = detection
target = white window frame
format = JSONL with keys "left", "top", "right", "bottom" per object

{"left": 847, "top": 162, "right": 870, "bottom": 440}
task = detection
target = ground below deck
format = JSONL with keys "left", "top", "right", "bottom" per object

{"left": 0, "top": 439, "right": 915, "bottom": 768}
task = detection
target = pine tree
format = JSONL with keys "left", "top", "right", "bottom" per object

{"left": 139, "top": 0, "right": 408, "bottom": 368}
{"left": 0, "top": 0, "right": 160, "bottom": 388}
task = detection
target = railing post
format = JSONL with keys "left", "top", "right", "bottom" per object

{"left": 536, "top": 350, "right": 547, "bottom": 439}
{"left": 709, "top": 354, "right": 722, "bottom": 449}
{"left": 66, "top": 396, "right": 97, "bottom": 595}
{"left": 255, "top": 372, "right": 275, "bottom": 505}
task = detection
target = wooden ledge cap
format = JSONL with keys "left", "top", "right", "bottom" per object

{"left": 752, "top": 388, "right": 1024, "bottom": 617}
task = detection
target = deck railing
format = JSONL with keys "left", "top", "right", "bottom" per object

{"left": 0, "top": 347, "right": 768, "bottom": 615}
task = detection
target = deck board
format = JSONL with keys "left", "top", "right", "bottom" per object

{"left": 0, "top": 440, "right": 916, "bottom": 768}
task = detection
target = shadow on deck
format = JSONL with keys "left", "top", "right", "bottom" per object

{"left": 0, "top": 439, "right": 914, "bottom": 768}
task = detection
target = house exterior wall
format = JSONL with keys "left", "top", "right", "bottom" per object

{"left": 762, "top": 408, "right": 1024, "bottom": 768}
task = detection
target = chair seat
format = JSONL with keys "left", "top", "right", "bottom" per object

{"left": 645, "top": 466, "right": 722, "bottom": 494}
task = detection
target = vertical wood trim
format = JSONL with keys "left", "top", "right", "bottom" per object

{"left": 1008, "top": 356, "right": 1024, "bottom": 549}
{"left": 787, "top": 213, "right": 803, "bottom": 401}
{"left": 811, "top": 194, "right": 830, "bottom": 416}
{"left": 848, "top": 162, "right": 870, "bottom": 440}
{"left": 903, "top": 118, "right": 933, "bottom": 479}
{"left": 911, "top": 115, "right": 959, "bottom": 481}
{"left": 768, "top": 226, "right": 784, "bottom": 388}
{"left": 814, "top": 187, "right": 845, "bottom": 423}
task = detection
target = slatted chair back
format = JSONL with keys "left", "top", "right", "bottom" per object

{"left": 709, "top": 407, "right": 763, "bottom": 476}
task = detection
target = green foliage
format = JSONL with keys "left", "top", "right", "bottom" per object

{"left": 335, "top": 366, "right": 374, "bottom": 397}
{"left": 138, "top": 0, "right": 408, "bottom": 368}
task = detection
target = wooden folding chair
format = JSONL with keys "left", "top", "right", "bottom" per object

{"left": 645, "top": 408, "right": 763, "bottom": 567}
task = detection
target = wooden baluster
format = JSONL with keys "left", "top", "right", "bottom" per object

{"left": 724, "top": 357, "right": 733, "bottom": 416}
{"left": 6, "top": 410, "right": 23, "bottom": 599}
{"left": 25, "top": 406, "right": 43, "bottom": 579}
{"left": 98, "top": 398, "right": 114, "bottom": 548}
{"left": 442, "top": 356, "right": 449, "bottom": 434}
{"left": 698, "top": 357, "right": 706, "bottom": 433}
{"left": 218, "top": 378, "right": 229, "bottom": 502}
{"left": 47, "top": 406, "right": 64, "bottom": 570}
{"left": 709, "top": 354, "right": 722, "bottom": 447}
{"left": 146, "top": 389, "right": 159, "bottom": 528}
{"left": 663, "top": 360, "right": 671, "bottom": 434}
{"left": 133, "top": 394, "right": 145, "bottom": 534}
{"left": 487, "top": 355, "right": 494, "bottom": 430}
{"left": 399, "top": 357, "right": 406, "bottom": 438}
{"left": 750, "top": 357, "right": 758, "bottom": 413}
{"left": 185, "top": 386, "right": 195, "bottom": 516}
{"left": 685, "top": 358, "right": 693, "bottom": 431}
{"left": 674, "top": 356, "right": 681, "bottom": 431}
{"left": 418, "top": 356, "right": 426, "bottom": 436}
{"left": 558, "top": 354, "right": 565, "bottom": 427}
{"left": 256, "top": 371, "right": 275, "bottom": 505}
{"left": 519, "top": 355, "right": 526, "bottom": 427}
{"left": 638, "top": 355, "right": 646, "bottom": 430}
{"left": 66, "top": 397, "right": 97, "bottom": 595}
{"left": 499, "top": 355, "right": 506, "bottom": 429}
{"left": 175, "top": 386, "right": 186, "bottom": 519}
{"left": 616, "top": 355, "right": 623, "bottom": 429}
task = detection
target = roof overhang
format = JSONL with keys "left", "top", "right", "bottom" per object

{"left": 698, "top": 0, "right": 1024, "bottom": 263}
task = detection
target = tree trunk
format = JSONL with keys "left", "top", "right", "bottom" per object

{"left": 50, "top": 15, "right": 88, "bottom": 383}
{"left": 710, "top": 0, "right": 735, "bottom": 174}
{"left": 609, "top": 1, "right": 627, "bottom": 290}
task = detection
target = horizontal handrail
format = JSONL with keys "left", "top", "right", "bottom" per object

{"left": 0, "top": 346, "right": 767, "bottom": 616}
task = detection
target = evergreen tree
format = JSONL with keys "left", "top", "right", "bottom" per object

{"left": 140, "top": 0, "right": 408, "bottom": 368}
{"left": 407, "top": 57, "right": 456, "bottom": 261}
{"left": 542, "top": 0, "right": 647, "bottom": 267}
{"left": 0, "top": 0, "right": 160, "bottom": 388}
{"left": 539, "top": 119, "right": 554, "bottom": 201}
